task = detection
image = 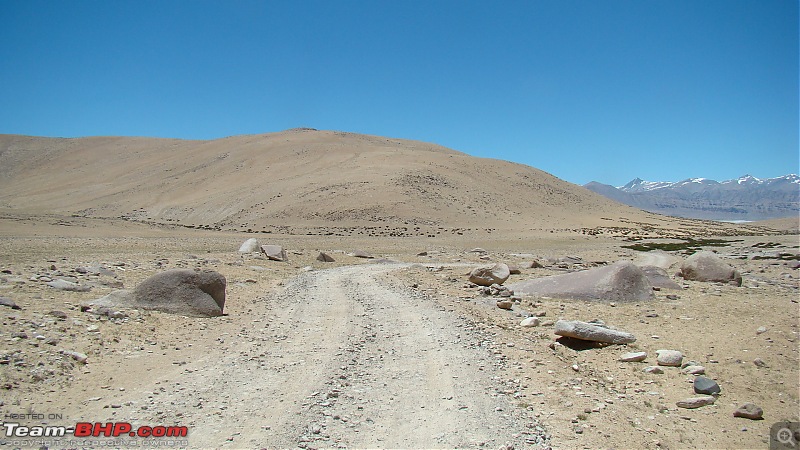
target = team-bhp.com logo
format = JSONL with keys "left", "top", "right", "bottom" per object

{"left": 1, "top": 421, "right": 188, "bottom": 438}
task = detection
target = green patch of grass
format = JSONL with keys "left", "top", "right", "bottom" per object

{"left": 622, "top": 238, "right": 740, "bottom": 255}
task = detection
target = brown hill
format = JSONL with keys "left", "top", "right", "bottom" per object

{"left": 0, "top": 129, "right": 771, "bottom": 238}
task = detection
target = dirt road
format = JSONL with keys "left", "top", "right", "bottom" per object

{"left": 127, "top": 263, "right": 547, "bottom": 448}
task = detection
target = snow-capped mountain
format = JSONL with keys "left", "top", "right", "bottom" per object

{"left": 585, "top": 174, "right": 799, "bottom": 221}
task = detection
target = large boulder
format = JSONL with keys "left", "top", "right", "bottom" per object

{"left": 679, "top": 251, "right": 742, "bottom": 286}
{"left": 238, "top": 238, "right": 260, "bottom": 253}
{"left": 87, "top": 269, "right": 226, "bottom": 317}
{"left": 640, "top": 265, "right": 682, "bottom": 290}
{"left": 469, "top": 263, "right": 511, "bottom": 286}
{"left": 508, "top": 261, "right": 653, "bottom": 302}
{"left": 261, "top": 245, "right": 288, "bottom": 262}
{"left": 554, "top": 320, "right": 636, "bottom": 344}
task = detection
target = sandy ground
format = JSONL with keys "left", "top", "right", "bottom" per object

{"left": 0, "top": 215, "right": 798, "bottom": 449}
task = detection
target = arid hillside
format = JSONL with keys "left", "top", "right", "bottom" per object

{"left": 0, "top": 129, "right": 773, "bottom": 238}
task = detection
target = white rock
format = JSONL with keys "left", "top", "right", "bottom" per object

{"left": 554, "top": 320, "right": 636, "bottom": 344}
{"left": 619, "top": 351, "right": 647, "bottom": 362}
{"left": 238, "top": 238, "right": 260, "bottom": 253}
{"left": 469, "top": 263, "right": 511, "bottom": 286}
{"left": 520, "top": 317, "right": 540, "bottom": 327}
{"left": 681, "top": 365, "right": 706, "bottom": 375}
{"left": 643, "top": 366, "right": 664, "bottom": 374}
{"left": 656, "top": 349, "right": 683, "bottom": 366}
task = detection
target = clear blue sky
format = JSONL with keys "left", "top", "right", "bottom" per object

{"left": 1, "top": 0, "right": 797, "bottom": 186}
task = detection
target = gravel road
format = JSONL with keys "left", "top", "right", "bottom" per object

{"left": 149, "top": 263, "right": 548, "bottom": 448}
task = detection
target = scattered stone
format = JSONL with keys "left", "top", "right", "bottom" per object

{"left": 693, "top": 376, "right": 721, "bottom": 395}
{"left": 469, "top": 248, "right": 487, "bottom": 253}
{"left": 508, "top": 261, "right": 654, "bottom": 302}
{"left": 756, "top": 326, "right": 767, "bottom": 334}
{"left": 619, "top": 351, "right": 647, "bottom": 362}
{"left": 682, "top": 365, "right": 706, "bottom": 375}
{"left": 85, "top": 305, "right": 128, "bottom": 319}
{"left": 733, "top": 403, "right": 763, "bottom": 420}
{"left": 643, "top": 366, "right": 664, "bottom": 374}
{"left": 0, "top": 297, "right": 20, "bottom": 310}
{"left": 679, "top": 251, "right": 742, "bottom": 286}
{"left": 676, "top": 396, "right": 716, "bottom": 409}
{"left": 507, "top": 265, "right": 521, "bottom": 275}
{"left": 87, "top": 269, "right": 226, "bottom": 317}
{"left": 349, "top": 250, "right": 374, "bottom": 259}
{"left": 316, "top": 252, "right": 335, "bottom": 262}
{"left": 63, "top": 351, "right": 88, "bottom": 364}
{"left": 520, "top": 317, "right": 540, "bottom": 327}
{"left": 656, "top": 350, "right": 683, "bottom": 366}
{"left": 261, "top": 245, "right": 288, "bottom": 262}
{"left": 238, "top": 238, "right": 260, "bottom": 253}
{"left": 752, "top": 358, "right": 767, "bottom": 368}
{"left": 48, "top": 310, "right": 68, "bottom": 320}
{"left": 47, "top": 279, "right": 91, "bottom": 292}
{"left": 416, "top": 251, "right": 428, "bottom": 256}
{"left": 554, "top": 320, "right": 636, "bottom": 344}
{"left": 469, "top": 263, "right": 511, "bottom": 287}
{"left": 496, "top": 300, "right": 513, "bottom": 310}
{"left": 529, "top": 260, "right": 544, "bottom": 269}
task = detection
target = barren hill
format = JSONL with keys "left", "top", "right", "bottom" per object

{"left": 0, "top": 129, "right": 770, "bottom": 238}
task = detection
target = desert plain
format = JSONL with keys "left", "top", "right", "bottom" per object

{"left": 0, "top": 129, "right": 798, "bottom": 449}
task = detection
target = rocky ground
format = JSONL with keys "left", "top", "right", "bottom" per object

{"left": 0, "top": 216, "right": 798, "bottom": 449}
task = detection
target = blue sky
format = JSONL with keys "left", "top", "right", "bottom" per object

{"left": 0, "top": 0, "right": 797, "bottom": 186}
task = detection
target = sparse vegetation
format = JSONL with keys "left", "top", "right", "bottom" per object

{"left": 621, "top": 238, "right": 741, "bottom": 254}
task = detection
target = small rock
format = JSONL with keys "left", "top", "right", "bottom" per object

{"left": 733, "top": 403, "right": 763, "bottom": 420}
{"left": 619, "top": 351, "right": 647, "bottom": 362}
{"left": 47, "top": 279, "right": 91, "bottom": 292}
{"left": 48, "top": 310, "right": 68, "bottom": 320}
{"left": 496, "top": 300, "right": 513, "bottom": 310}
{"left": 316, "top": 252, "right": 335, "bottom": 262}
{"left": 752, "top": 358, "right": 767, "bottom": 368}
{"left": 349, "top": 250, "right": 374, "bottom": 259}
{"left": 63, "top": 351, "right": 88, "bottom": 364}
{"left": 520, "top": 317, "right": 540, "bottom": 327}
{"left": 0, "top": 297, "right": 20, "bottom": 310}
{"left": 756, "top": 326, "right": 767, "bottom": 334}
{"left": 682, "top": 365, "right": 706, "bottom": 375}
{"left": 656, "top": 349, "right": 683, "bottom": 366}
{"left": 693, "top": 376, "right": 721, "bottom": 395}
{"left": 676, "top": 396, "right": 716, "bottom": 409}
{"left": 643, "top": 366, "right": 664, "bottom": 374}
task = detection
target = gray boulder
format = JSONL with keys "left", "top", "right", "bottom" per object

{"left": 640, "top": 266, "right": 682, "bottom": 290}
{"left": 316, "top": 252, "right": 335, "bottom": 262}
{"left": 238, "top": 238, "right": 260, "bottom": 253}
{"left": 261, "top": 245, "right": 288, "bottom": 262}
{"left": 679, "top": 251, "right": 742, "bottom": 286}
{"left": 554, "top": 320, "right": 636, "bottom": 344}
{"left": 469, "top": 263, "right": 511, "bottom": 286}
{"left": 88, "top": 269, "right": 226, "bottom": 317}
{"left": 508, "top": 261, "right": 653, "bottom": 302}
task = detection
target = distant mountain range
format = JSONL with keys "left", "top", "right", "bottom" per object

{"left": 584, "top": 174, "right": 799, "bottom": 221}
